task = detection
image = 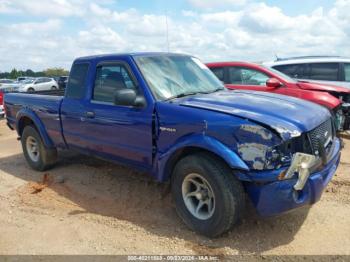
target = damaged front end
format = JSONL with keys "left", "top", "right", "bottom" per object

{"left": 283, "top": 153, "right": 316, "bottom": 190}
{"left": 335, "top": 103, "right": 350, "bottom": 131}
{"left": 234, "top": 123, "right": 310, "bottom": 173}
{"left": 235, "top": 118, "right": 341, "bottom": 216}
{"left": 332, "top": 93, "right": 350, "bottom": 131}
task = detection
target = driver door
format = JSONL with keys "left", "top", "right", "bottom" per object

{"left": 81, "top": 61, "right": 153, "bottom": 171}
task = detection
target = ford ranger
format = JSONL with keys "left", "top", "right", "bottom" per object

{"left": 4, "top": 53, "right": 341, "bottom": 237}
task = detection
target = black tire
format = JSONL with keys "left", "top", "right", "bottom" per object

{"left": 21, "top": 125, "right": 57, "bottom": 171}
{"left": 171, "top": 153, "right": 245, "bottom": 238}
{"left": 51, "top": 86, "right": 57, "bottom": 90}
{"left": 27, "top": 88, "right": 35, "bottom": 93}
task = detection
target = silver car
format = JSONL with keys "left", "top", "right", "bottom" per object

{"left": 0, "top": 79, "right": 20, "bottom": 92}
{"left": 264, "top": 56, "right": 350, "bottom": 89}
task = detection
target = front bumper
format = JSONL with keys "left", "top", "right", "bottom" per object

{"left": 245, "top": 138, "right": 341, "bottom": 217}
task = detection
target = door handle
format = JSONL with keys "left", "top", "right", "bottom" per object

{"left": 85, "top": 111, "right": 95, "bottom": 118}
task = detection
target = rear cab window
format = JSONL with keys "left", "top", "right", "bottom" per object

{"left": 66, "top": 63, "right": 89, "bottom": 99}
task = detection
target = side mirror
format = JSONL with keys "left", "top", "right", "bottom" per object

{"left": 114, "top": 89, "right": 145, "bottom": 107}
{"left": 266, "top": 78, "right": 282, "bottom": 89}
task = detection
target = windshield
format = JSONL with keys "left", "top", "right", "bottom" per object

{"left": 134, "top": 55, "right": 224, "bottom": 101}
{"left": 262, "top": 65, "right": 297, "bottom": 83}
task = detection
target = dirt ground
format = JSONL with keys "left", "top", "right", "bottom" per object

{"left": 0, "top": 119, "right": 349, "bottom": 256}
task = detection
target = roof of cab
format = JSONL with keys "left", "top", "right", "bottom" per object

{"left": 74, "top": 52, "right": 191, "bottom": 63}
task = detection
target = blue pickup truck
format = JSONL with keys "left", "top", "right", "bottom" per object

{"left": 4, "top": 53, "right": 341, "bottom": 237}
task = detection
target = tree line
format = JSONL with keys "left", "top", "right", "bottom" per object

{"left": 0, "top": 68, "right": 69, "bottom": 79}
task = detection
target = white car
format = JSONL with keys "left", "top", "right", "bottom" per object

{"left": 19, "top": 77, "right": 58, "bottom": 93}
{"left": 264, "top": 56, "right": 350, "bottom": 89}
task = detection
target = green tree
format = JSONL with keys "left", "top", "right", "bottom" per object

{"left": 43, "top": 67, "right": 69, "bottom": 77}
{"left": 25, "top": 69, "right": 35, "bottom": 77}
{"left": 9, "top": 68, "right": 19, "bottom": 79}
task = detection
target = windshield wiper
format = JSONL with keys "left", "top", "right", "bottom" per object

{"left": 164, "top": 87, "right": 225, "bottom": 102}
{"left": 164, "top": 91, "right": 199, "bottom": 101}
{"left": 198, "top": 87, "right": 225, "bottom": 94}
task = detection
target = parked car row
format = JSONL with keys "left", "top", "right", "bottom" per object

{"left": 0, "top": 76, "right": 69, "bottom": 94}
{"left": 4, "top": 52, "right": 342, "bottom": 237}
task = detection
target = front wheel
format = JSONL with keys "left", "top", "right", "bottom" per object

{"left": 171, "top": 153, "right": 245, "bottom": 237}
{"left": 21, "top": 126, "right": 57, "bottom": 171}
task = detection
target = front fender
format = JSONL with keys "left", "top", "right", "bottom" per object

{"left": 300, "top": 92, "right": 341, "bottom": 109}
{"left": 16, "top": 109, "right": 54, "bottom": 148}
{"left": 154, "top": 134, "right": 249, "bottom": 182}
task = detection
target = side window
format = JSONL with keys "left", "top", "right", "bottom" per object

{"left": 66, "top": 63, "right": 89, "bottom": 99}
{"left": 345, "top": 63, "right": 350, "bottom": 82}
{"left": 273, "top": 64, "right": 305, "bottom": 78}
{"left": 210, "top": 67, "right": 224, "bottom": 82}
{"left": 93, "top": 64, "right": 137, "bottom": 104}
{"left": 309, "top": 63, "right": 339, "bottom": 81}
{"left": 35, "top": 78, "right": 44, "bottom": 84}
{"left": 228, "top": 67, "right": 269, "bottom": 86}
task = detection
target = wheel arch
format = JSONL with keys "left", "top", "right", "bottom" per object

{"left": 16, "top": 110, "right": 54, "bottom": 148}
{"left": 155, "top": 135, "right": 250, "bottom": 182}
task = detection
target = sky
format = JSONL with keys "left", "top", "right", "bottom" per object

{"left": 0, "top": 0, "right": 349, "bottom": 71}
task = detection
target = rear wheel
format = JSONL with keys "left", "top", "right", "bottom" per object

{"left": 171, "top": 153, "right": 245, "bottom": 237}
{"left": 21, "top": 126, "right": 57, "bottom": 171}
{"left": 27, "top": 88, "right": 35, "bottom": 93}
{"left": 51, "top": 86, "right": 57, "bottom": 90}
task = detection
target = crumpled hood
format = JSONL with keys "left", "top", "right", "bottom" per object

{"left": 297, "top": 81, "right": 350, "bottom": 93}
{"left": 178, "top": 90, "right": 331, "bottom": 140}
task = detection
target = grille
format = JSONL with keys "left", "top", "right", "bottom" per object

{"left": 308, "top": 118, "right": 333, "bottom": 155}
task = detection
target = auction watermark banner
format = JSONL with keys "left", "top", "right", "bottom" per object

{"left": 0, "top": 256, "right": 349, "bottom": 262}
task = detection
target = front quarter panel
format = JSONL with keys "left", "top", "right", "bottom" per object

{"left": 154, "top": 102, "right": 255, "bottom": 181}
{"left": 292, "top": 87, "right": 341, "bottom": 109}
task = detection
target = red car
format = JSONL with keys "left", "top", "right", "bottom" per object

{"left": 207, "top": 61, "right": 350, "bottom": 131}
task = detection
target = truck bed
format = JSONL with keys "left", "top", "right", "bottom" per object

{"left": 5, "top": 92, "right": 65, "bottom": 147}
